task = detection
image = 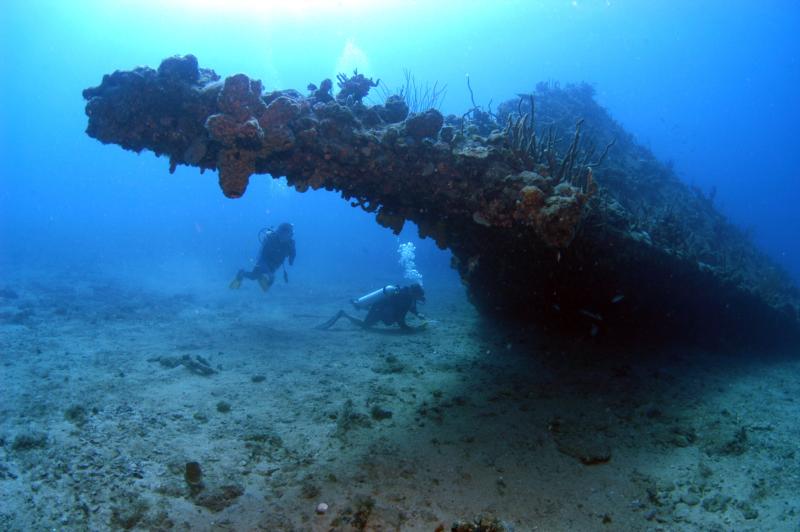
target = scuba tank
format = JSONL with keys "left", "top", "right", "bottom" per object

{"left": 352, "top": 285, "right": 399, "bottom": 310}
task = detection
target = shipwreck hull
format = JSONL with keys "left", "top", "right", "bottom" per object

{"left": 82, "top": 55, "right": 800, "bottom": 347}
{"left": 462, "top": 226, "right": 799, "bottom": 347}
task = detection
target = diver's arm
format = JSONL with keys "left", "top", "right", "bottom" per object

{"left": 288, "top": 240, "right": 296, "bottom": 266}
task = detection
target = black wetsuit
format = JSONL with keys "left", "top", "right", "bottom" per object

{"left": 237, "top": 231, "right": 295, "bottom": 286}
{"left": 364, "top": 288, "right": 422, "bottom": 328}
{"left": 316, "top": 285, "right": 425, "bottom": 331}
{"left": 255, "top": 231, "right": 296, "bottom": 273}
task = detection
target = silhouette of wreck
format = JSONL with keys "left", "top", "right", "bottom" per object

{"left": 82, "top": 55, "right": 800, "bottom": 347}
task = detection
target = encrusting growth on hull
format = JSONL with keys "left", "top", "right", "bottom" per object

{"left": 82, "top": 55, "right": 800, "bottom": 347}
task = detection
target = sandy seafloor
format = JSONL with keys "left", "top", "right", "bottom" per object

{"left": 1, "top": 267, "right": 799, "bottom": 531}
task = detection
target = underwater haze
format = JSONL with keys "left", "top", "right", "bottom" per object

{"left": 2, "top": 1, "right": 800, "bottom": 530}
{"left": 2, "top": 1, "right": 799, "bottom": 284}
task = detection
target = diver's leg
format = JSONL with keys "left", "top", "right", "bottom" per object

{"left": 341, "top": 312, "right": 369, "bottom": 328}
{"left": 231, "top": 267, "right": 269, "bottom": 289}
{"left": 239, "top": 269, "right": 261, "bottom": 280}
{"left": 258, "top": 271, "right": 275, "bottom": 292}
{"left": 229, "top": 269, "right": 245, "bottom": 289}
{"left": 315, "top": 310, "right": 346, "bottom": 330}
{"left": 363, "top": 307, "right": 381, "bottom": 329}
{"left": 315, "top": 311, "right": 367, "bottom": 330}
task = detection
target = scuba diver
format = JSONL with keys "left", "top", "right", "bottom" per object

{"left": 229, "top": 222, "right": 296, "bottom": 293}
{"left": 315, "top": 283, "right": 426, "bottom": 331}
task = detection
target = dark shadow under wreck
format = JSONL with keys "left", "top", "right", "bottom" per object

{"left": 82, "top": 55, "right": 800, "bottom": 348}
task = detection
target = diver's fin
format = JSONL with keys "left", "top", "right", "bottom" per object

{"left": 258, "top": 276, "right": 271, "bottom": 292}
{"left": 315, "top": 311, "right": 344, "bottom": 330}
{"left": 229, "top": 277, "right": 242, "bottom": 289}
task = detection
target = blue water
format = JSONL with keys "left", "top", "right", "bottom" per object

{"left": 1, "top": 0, "right": 798, "bottom": 283}
{"left": 3, "top": 3, "right": 800, "bottom": 529}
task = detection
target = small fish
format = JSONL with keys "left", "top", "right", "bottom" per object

{"left": 579, "top": 309, "right": 603, "bottom": 321}
{"left": 611, "top": 294, "right": 625, "bottom": 304}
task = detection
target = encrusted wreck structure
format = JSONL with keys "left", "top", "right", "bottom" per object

{"left": 83, "top": 55, "right": 800, "bottom": 347}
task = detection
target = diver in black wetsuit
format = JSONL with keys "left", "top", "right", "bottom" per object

{"left": 229, "top": 222, "right": 296, "bottom": 293}
{"left": 316, "top": 283, "right": 426, "bottom": 331}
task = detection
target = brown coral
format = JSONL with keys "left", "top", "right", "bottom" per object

{"left": 81, "top": 55, "right": 800, "bottom": 347}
